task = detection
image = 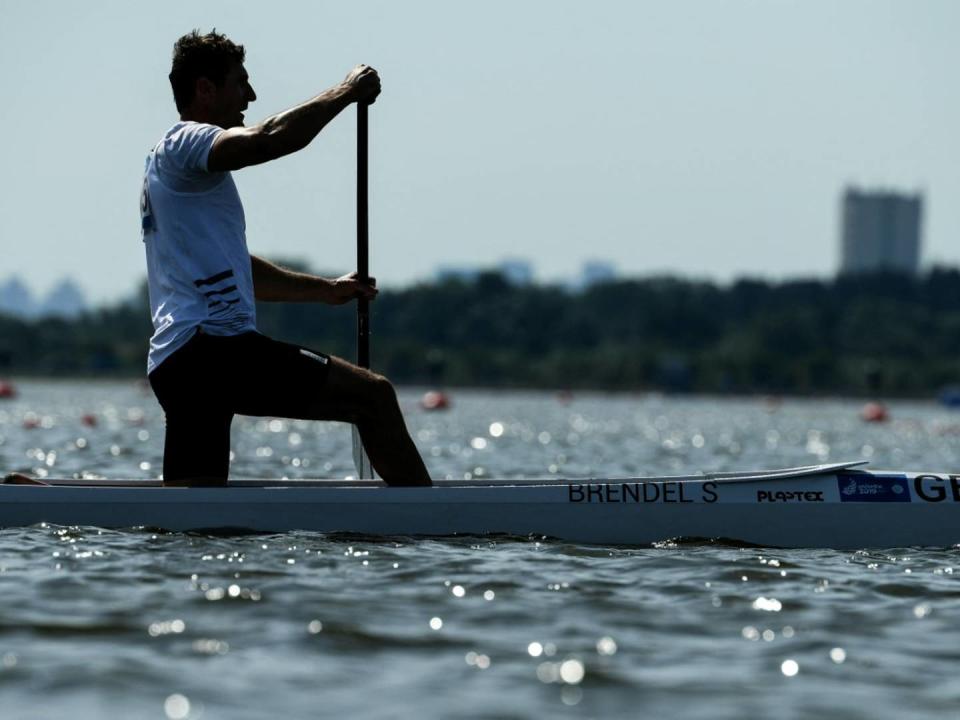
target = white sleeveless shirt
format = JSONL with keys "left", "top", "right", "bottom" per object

{"left": 140, "top": 122, "right": 257, "bottom": 373}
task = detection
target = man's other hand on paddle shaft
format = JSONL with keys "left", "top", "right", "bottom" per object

{"left": 251, "top": 258, "right": 378, "bottom": 305}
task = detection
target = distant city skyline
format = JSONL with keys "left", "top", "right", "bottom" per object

{"left": 6, "top": 240, "right": 959, "bottom": 317}
{"left": 434, "top": 257, "right": 618, "bottom": 290}
{"left": 0, "top": 277, "right": 88, "bottom": 319}
{"left": 1, "top": 1, "right": 957, "bottom": 304}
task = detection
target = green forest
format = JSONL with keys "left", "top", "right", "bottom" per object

{"left": 2, "top": 267, "right": 959, "bottom": 396}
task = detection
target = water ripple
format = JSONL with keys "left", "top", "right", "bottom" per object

{"left": 1, "top": 382, "right": 960, "bottom": 718}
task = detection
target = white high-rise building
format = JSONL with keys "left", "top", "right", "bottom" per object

{"left": 839, "top": 188, "right": 923, "bottom": 275}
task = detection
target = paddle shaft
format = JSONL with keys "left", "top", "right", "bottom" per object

{"left": 357, "top": 103, "right": 370, "bottom": 369}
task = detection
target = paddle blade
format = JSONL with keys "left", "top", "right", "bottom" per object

{"left": 352, "top": 427, "right": 374, "bottom": 480}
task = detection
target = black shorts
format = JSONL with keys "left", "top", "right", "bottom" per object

{"left": 148, "top": 330, "right": 331, "bottom": 484}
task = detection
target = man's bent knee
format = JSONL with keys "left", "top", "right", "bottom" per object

{"left": 369, "top": 373, "right": 397, "bottom": 407}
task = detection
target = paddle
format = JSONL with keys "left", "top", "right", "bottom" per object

{"left": 351, "top": 102, "right": 374, "bottom": 480}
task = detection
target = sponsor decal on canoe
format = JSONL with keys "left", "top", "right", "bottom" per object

{"left": 568, "top": 481, "right": 718, "bottom": 504}
{"left": 756, "top": 490, "right": 824, "bottom": 503}
{"left": 912, "top": 475, "right": 960, "bottom": 503}
{"left": 837, "top": 473, "right": 910, "bottom": 502}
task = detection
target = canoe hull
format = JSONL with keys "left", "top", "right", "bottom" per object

{"left": 2, "top": 464, "right": 959, "bottom": 548}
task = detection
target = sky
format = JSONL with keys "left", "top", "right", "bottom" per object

{"left": 1, "top": 0, "right": 957, "bottom": 304}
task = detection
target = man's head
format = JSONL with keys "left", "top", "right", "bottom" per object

{"left": 169, "top": 29, "right": 256, "bottom": 128}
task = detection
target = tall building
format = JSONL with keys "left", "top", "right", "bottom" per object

{"left": 839, "top": 188, "right": 923, "bottom": 275}
{"left": 39, "top": 278, "right": 88, "bottom": 318}
{"left": 434, "top": 265, "right": 480, "bottom": 283}
{"left": 498, "top": 258, "right": 534, "bottom": 286}
{"left": 566, "top": 260, "right": 617, "bottom": 291}
{"left": 0, "top": 276, "right": 36, "bottom": 318}
{"left": 435, "top": 259, "right": 535, "bottom": 286}
{"left": 580, "top": 260, "right": 617, "bottom": 288}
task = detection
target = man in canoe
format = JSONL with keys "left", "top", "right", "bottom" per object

{"left": 139, "top": 29, "right": 431, "bottom": 487}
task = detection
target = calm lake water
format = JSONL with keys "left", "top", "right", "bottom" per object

{"left": 1, "top": 380, "right": 960, "bottom": 719}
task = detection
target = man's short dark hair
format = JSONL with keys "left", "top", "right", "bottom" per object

{"left": 169, "top": 30, "right": 245, "bottom": 113}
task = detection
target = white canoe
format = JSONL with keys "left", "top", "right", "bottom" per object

{"left": 2, "top": 461, "right": 959, "bottom": 548}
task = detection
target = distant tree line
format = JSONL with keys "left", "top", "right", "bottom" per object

{"left": 1, "top": 266, "right": 959, "bottom": 396}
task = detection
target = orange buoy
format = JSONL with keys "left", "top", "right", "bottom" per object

{"left": 420, "top": 390, "right": 450, "bottom": 411}
{"left": 0, "top": 381, "right": 15, "bottom": 399}
{"left": 81, "top": 413, "right": 98, "bottom": 427}
{"left": 861, "top": 402, "right": 889, "bottom": 423}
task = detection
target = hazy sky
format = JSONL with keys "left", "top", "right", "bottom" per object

{"left": 1, "top": 0, "right": 957, "bottom": 304}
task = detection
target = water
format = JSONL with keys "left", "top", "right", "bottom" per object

{"left": 1, "top": 380, "right": 960, "bottom": 719}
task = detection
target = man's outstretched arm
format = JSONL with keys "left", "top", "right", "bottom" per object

{"left": 208, "top": 65, "right": 380, "bottom": 172}
{"left": 251, "top": 256, "right": 377, "bottom": 305}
